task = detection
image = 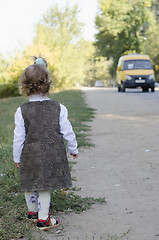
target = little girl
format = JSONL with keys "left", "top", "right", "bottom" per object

{"left": 13, "top": 61, "right": 78, "bottom": 230}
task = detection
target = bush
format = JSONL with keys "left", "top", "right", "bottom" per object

{"left": 0, "top": 83, "right": 19, "bottom": 98}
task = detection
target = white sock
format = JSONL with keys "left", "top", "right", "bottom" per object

{"left": 25, "top": 191, "right": 38, "bottom": 213}
{"left": 38, "top": 190, "right": 51, "bottom": 220}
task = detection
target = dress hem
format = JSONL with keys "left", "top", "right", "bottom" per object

{"left": 20, "top": 184, "right": 73, "bottom": 192}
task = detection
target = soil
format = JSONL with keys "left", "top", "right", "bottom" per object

{"left": 26, "top": 87, "right": 159, "bottom": 240}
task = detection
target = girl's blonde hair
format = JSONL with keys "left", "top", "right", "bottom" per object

{"left": 19, "top": 64, "right": 52, "bottom": 96}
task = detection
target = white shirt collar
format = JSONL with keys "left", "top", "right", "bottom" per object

{"left": 29, "top": 94, "right": 50, "bottom": 102}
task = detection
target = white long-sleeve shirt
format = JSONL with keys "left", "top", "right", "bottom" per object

{"left": 13, "top": 94, "right": 78, "bottom": 163}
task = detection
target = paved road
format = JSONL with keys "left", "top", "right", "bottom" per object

{"left": 121, "top": 87, "right": 159, "bottom": 103}
{"left": 32, "top": 87, "right": 159, "bottom": 240}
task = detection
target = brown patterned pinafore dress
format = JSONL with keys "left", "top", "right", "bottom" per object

{"left": 20, "top": 100, "right": 72, "bottom": 191}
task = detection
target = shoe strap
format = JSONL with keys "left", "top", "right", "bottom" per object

{"left": 28, "top": 211, "right": 38, "bottom": 215}
{"left": 38, "top": 216, "right": 51, "bottom": 226}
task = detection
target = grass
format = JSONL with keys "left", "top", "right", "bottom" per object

{"left": 52, "top": 90, "right": 96, "bottom": 148}
{"left": 0, "top": 89, "right": 108, "bottom": 240}
{"left": 50, "top": 190, "right": 105, "bottom": 214}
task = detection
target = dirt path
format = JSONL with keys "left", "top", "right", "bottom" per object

{"left": 33, "top": 88, "right": 159, "bottom": 240}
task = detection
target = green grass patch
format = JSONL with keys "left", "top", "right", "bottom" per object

{"left": 0, "top": 89, "right": 105, "bottom": 240}
{"left": 52, "top": 90, "right": 96, "bottom": 148}
{"left": 51, "top": 190, "right": 105, "bottom": 214}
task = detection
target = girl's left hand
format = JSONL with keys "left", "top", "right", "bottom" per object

{"left": 70, "top": 153, "right": 79, "bottom": 159}
{"left": 15, "top": 163, "right": 20, "bottom": 168}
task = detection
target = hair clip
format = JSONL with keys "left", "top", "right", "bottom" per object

{"left": 35, "top": 58, "right": 47, "bottom": 68}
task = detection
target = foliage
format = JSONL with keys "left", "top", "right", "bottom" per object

{"left": 95, "top": 0, "right": 156, "bottom": 77}
{"left": 0, "top": 52, "right": 31, "bottom": 98}
{"left": 0, "top": 4, "right": 102, "bottom": 98}
{"left": 142, "top": 23, "right": 159, "bottom": 81}
{"left": 0, "top": 90, "right": 99, "bottom": 240}
{"left": 84, "top": 56, "right": 112, "bottom": 86}
{"left": 33, "top": 4, "right": 89, "bottom": 89}
{"left": 1, "top": 1, "right": 159, "bottom": 96}
{"left": 40, "top": 3, "right": 83, "bottom": 43}
{"left": 0, "top": 54, "right": 9, "bottom": 83}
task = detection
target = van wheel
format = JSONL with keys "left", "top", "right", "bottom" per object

{"left": 151, "top": 87, "right": 155, "bottom": 92}
{"left": 142, "top": 87, "right": 145, "bottom": 92}
{"left": 118, "top": 85, "right": 121, "bottom": 92}
{"left": 146, "top": 88, "right": 149, "bottom": 92}
{"left": 121, "top": 83, "right": 125, "bottom": 92}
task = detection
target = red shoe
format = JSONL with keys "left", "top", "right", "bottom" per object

{"left": 28, "top": 211, "right": 38, "bottom": 222}
{"left": 37, "top": 215, "right": 60, "bottom": 230}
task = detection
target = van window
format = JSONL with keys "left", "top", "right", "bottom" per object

{"left": 124, "top": 60, "right": 152, "bottom": 70}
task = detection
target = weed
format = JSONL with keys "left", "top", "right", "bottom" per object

{"left": 69, "top": 160, "right": 77, "bottom": 171}
{"left": 50, "top": 190, "right": 106, "bottom": 214}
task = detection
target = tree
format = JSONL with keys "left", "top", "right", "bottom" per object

{"left": 95, "top": 0, "right": 155, "bottom": 77}
{"left": 34, "top": 4, "right": 87, "bottom": 89}
{"left": 142, "top": 23, "right": 159, "bottom": 81}
{"left": 0, "top": 4, "right": 94, "bottom": 97}
{"left": 84, "top": 56, "right": 112, "bottom": 86}
{"left": 0, "top": 54, "right": 9, "bottom": 84}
